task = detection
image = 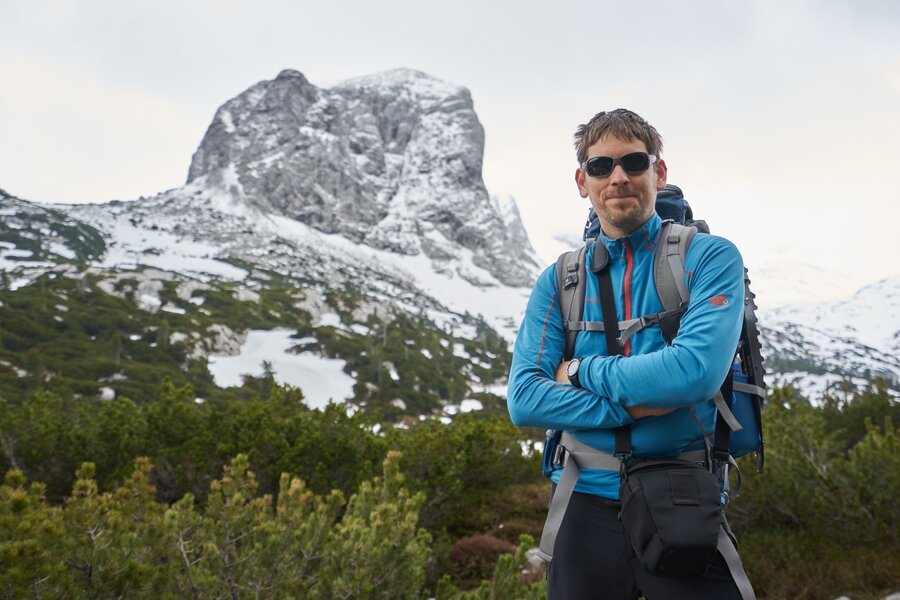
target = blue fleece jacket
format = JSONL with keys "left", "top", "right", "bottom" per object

{"left": 507, "top": 213, "right": 745, "bottom": 498}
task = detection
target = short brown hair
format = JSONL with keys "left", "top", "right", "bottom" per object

{"left": 573, "top": 109, "right": 664, "bottom": 165}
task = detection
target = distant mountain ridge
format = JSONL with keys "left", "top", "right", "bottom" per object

{"left": 759, "top": 274, "right": 900, "bottom": 398}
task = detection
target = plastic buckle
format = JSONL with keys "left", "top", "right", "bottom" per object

{"left": 712, "top": 449, "right": 731, "bottom": 465}
{"left": 564, "top": 273, "right": 579, "bottom": 289}
{"left": 615, "top": 451, "right": 632, "bottom": 478}
{"left": 712, "top": 456, "right": 732, "bottom": 503}
{"left": 552, "top": 444, "right": 566, "bottom": 466}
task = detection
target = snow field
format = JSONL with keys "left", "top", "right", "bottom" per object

{"left": 208, "top": 329, "right": 356, "bottom": 409}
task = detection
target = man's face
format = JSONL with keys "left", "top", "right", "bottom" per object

{"left": 575, "top": 135, "right": 667, "bottom": 239}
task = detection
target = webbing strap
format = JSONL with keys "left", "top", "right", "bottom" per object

{"left": 617, "top": 304, "right": 687, "bottom": 346}
{"left": 537, "top": 445, "right": 583, "bottom": 562}
{"left": 565, "top": 318, "right": 641, "bottom": 333}
{"left": 727, "top": 454, "right": 743, "bottom": 499}
{"left": 665, "top": 230, "right": 691, "bottom": 304}
{"left": 557, "top": 244, "right": 590, "bottom": 361}
{"left": 713, "top": 390, "right": 743, "bottom": 432}
{"left": 654, "top": 222, "right": 689, "bottom": 311}
{"left": 537, "top": 435, "right": 708, "bottom": 563}
{"left": 597, "top": 262, "right": 622, "bottom": 357}
{"left": 618, "top": 316, "right": 652, "bottom": 346}
{"left": 713, "top": 367, "right": 736, "bottom": 459}
{"left": 732, "top": 381, "right": 766, "bottom": 398}
{"left": 718, "top": 526, "right": 756, "bottom": 600}
{"left": 559, "top": 432, "right": 622, "bottom": 470}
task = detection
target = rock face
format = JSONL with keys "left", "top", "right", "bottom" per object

{"left": 188, "top": 68, "right": 540, "bottom": 287}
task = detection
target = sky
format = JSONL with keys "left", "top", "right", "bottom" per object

{"left": 2, "top": 0, "right": 898, "bottom": 298}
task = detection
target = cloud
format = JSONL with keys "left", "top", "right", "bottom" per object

{"left": 0, "top": 53, "right": 206, "bottom": 203}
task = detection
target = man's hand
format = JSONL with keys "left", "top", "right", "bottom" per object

{"left": 555, "top": 361, "right": 676, "bottom": 419}
{"left": 556, "top": 360, "right": 675, "bottom": 420}
{"left": 555, "top": 361, "right": 571, "bottom": 384}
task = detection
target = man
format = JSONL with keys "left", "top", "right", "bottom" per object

{"left": 507, "top": 109, "right": 752, "bottom": 599}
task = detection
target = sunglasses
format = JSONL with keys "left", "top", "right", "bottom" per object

{"left": 582, "top": 152, "right": 657, "bottom": 178}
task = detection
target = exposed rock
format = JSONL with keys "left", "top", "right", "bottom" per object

{"left": 205, "top": 324, "right": 247, "bottom": 356}
{"left": 187, "top": 68, "right": 541, "bottom": 287}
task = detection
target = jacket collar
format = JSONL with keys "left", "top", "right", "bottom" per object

{"left": 597, "top": 213, "right": 663, "bottom": 259}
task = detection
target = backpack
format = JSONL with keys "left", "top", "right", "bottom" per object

{"left": 554, "top": 184, "right": 766, "bottom": 471}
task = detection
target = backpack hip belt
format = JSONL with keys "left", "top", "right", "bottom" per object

{"left": 538, "top": 430, "right": 709, "bottom": 562}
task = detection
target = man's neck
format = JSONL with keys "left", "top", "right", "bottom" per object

{"left": 600, "top": 215, "right": 654, "bottom": 240}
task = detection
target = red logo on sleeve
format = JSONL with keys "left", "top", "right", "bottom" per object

{"left": 710, "top": 294, "right": 729, "bottom": 307}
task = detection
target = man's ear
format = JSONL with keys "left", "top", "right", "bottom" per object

{"left": 575, "top": 168, "right": 589, "bottom": 198}
{"left": 655, "top": 158, "right": 668, "bottom": 191}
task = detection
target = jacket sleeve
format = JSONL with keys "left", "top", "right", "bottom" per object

{"left": 578, "top": 235, "right": 745, "bottom": 408}
{"left": 507, "top": 265, "right": 634, "bottom": 430}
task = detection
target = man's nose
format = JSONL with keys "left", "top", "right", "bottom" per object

{"left": 609, "top": 163, "right": 630, "bottom": 184}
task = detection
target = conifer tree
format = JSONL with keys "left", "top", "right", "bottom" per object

{"left": 314, "top": 451, "right": 431, "bottom": 599}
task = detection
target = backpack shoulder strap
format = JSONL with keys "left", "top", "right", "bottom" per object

{"left": 653, "top": 221, "right": 697, "bottom": 311}
{"left": 555, "top": 244, "right": 589, "bottom": 361}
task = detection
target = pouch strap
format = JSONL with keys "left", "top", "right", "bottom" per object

{"left": 595, "top": 253, "right": 631, "bottom": 463}
{"left": 718, "top": 526, "right": 756, "bottom": 600}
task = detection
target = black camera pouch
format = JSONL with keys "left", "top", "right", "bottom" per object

{"left": 619, "top": 458, "right": 723, "bottom": 577}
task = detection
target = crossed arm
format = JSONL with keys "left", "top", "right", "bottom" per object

{"left": 553, "top": 361, "right": 675, "bottom": 419}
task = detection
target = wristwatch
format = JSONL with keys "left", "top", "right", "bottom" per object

{"left": 566, "top": 358, "right": 583, "bottom": 388}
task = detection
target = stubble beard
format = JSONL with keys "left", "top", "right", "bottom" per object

{"left": 596, "top": 190, "right": 654, "bottom": 238}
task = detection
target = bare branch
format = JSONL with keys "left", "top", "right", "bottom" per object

{"left": 177, "top": 528, "right": 203, "bottom": 600}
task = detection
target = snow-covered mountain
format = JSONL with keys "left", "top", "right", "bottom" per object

{"left": 0, "top": 69, "right": 544, "bottom": 411}
{"left": 186, "top": 68, "right": 539, "bottom": 288}
{"left": 1, "top": 68, "right": 897, "bottom": 407}
{"left": 3, "top": 68, "right": 543, "bottom": 334}
{"left": 759, "top": 275, "right": 900, "bottom": 398}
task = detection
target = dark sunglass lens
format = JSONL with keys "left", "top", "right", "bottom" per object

{"left": 586, "top": 157, "right": 614, "bottom": 177}
{"left": 620, "top": 153, "right": 650, "bottom": 174}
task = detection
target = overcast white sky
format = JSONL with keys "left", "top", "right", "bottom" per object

{"left": 2, "top": 0, "right": 898, "bottom": 293}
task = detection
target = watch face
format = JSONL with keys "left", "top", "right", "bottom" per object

{"left": 567, "top": 359, "right": 580, "bottom": 378}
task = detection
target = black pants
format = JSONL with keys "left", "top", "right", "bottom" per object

{"left": 547, "top": 491, "right": 744, "bottom": 600}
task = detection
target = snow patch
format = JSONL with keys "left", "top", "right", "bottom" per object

{"left": 47, "top": 242, "right": 76, "bottom": 260}
{"left": 161, "top": 304, "right": 186, "bottom": 315}
{"left": 318, "top": 312, "right": 342, "bottom": 328}
{"left": 207, "top": 329, "right": 356, "bottom": 409}
{"left": 0, "top": 360, "right": 27, "bottom": 378}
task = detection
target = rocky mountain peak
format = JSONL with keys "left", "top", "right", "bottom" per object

{"left": 186, "top": 68, "right": 540, "bottom": 287}
{"left": 334, "top": 68, "right": 471, "bottom": 107}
